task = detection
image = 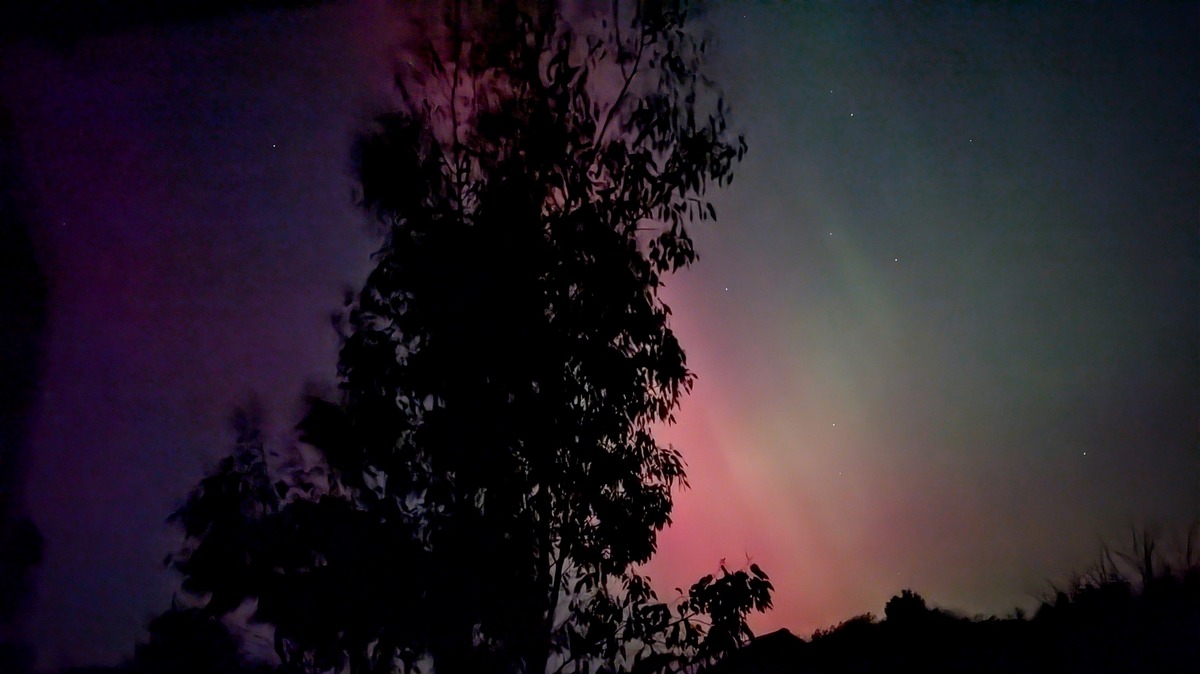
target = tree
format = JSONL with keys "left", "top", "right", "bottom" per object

{"left": 127, "top": 608, "right": 254, "bottom": 674}
{"left": 169, "top": 2, "right": 770, "bottom": 673}
{"left": 0, "top": 104, "right": 47, "bottom": 674}
{"left": 883, "top": 590, "right": 930, "bottom": 625}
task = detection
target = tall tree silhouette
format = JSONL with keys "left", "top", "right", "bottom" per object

{"left": 0, "top": 105, "right": 46, "bottom": 674}
{"left": 170, "top": 2, "right": 770, "bottom": 673}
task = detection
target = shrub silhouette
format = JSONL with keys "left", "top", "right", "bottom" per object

{"left": 883, "top": 589, "right": 929, "bottom": 625}
{"left": 127, "top": 608, "right": 247, "bottom": 674}
{"left": 709, "top": 532, "right": 1200, "bottom": 674}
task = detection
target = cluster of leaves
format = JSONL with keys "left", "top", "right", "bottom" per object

{"left": 168, "top": 1, "right": 769, "bottom": 673}
{"left": 59, "top": 607, "right": 277, "bottom": 674}
{"left": 124, "top": 608, "right": 269, "bottom": 674}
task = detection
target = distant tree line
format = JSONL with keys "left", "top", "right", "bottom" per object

{"left": 709, "top": 527, "right": 1200, "bottom": 674}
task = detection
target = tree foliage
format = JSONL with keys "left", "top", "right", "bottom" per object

{"left": 126, "top": 608, "right": 258, "bottom": 674}
{"left": 168, "top": 2, "right": 770, "bottom": 673}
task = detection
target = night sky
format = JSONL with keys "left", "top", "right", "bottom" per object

{"left": 2, "top": 1, "right": 1196, "bottom": 669}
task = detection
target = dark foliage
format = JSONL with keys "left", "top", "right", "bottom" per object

{"left": 57, "top": 603, "right": 276, "bottom": 674}
{"left": 707, "top": 572, "right": 1200, "bottom": 674}
{"left": 168, "top": 1, "right": 769, "bottom": 673}
{"left": 126, "top": 608, "right": 262, "bottom": 674}
{"left": 0, "top": 105, "right": 47, "bottom": 674}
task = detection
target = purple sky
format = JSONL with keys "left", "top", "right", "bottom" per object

{"left": 1, "top": 1, "right": 1197, "bottom": 669}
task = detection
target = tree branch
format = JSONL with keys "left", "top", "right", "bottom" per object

{"left": 596, "top": 22, "right": 649, "bottom": 148}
